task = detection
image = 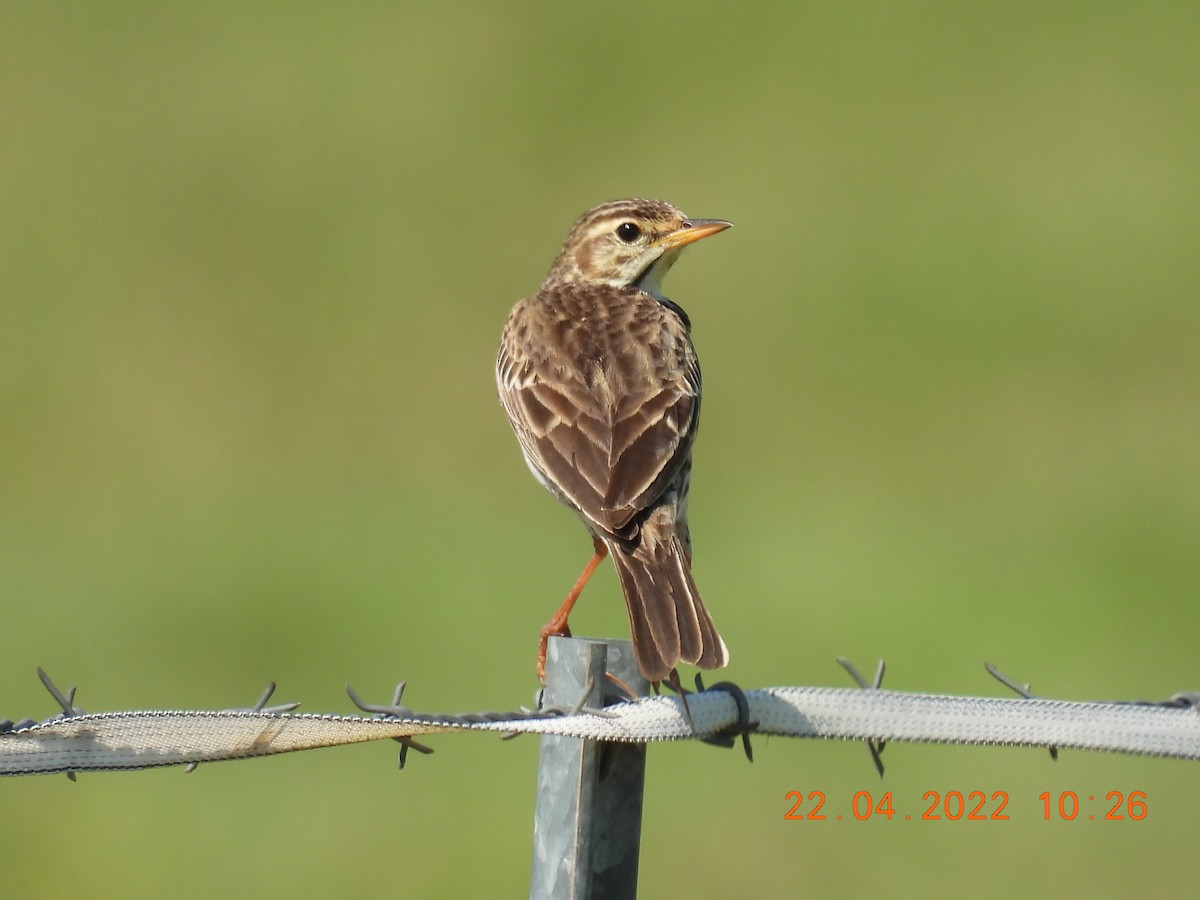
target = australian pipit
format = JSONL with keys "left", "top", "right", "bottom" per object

{"left": 496, "top": 199, "right": 731, "bottom": 683}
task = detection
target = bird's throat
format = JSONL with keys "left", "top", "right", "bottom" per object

{"left": 634, "top": 248, "right": 681, "bottom": 302}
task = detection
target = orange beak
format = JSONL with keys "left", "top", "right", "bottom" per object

{"left": 652, "top": 218, "right": 733, "bottom": 251}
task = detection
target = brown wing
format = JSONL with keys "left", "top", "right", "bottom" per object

{"left": 496, "top": 286, "right": 700, "bottom": 544}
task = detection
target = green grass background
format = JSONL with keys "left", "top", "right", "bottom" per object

{"left": 2, "top": 3, "right": 1197, "bottom": 897}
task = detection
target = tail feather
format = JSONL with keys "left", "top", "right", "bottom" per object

{"left": 608, "top": 528, "right": 728, "bottom": 682}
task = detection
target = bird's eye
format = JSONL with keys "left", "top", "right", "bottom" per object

{"left": 616, "top": 222, "right": 641, "bottom": 243}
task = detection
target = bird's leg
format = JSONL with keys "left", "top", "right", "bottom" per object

{"left": 537, "top": 537, "right": 609, "bottom": 681}
{"left": 665, "top": 667, "right": 694, "bottom": 731}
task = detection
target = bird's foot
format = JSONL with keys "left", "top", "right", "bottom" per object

{"left": 535, "top": 620, "right": 573, "bottom": 683}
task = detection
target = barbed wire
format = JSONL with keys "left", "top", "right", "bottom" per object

{"left": 3, "top": 661, "right": 1198, "bottom": 778}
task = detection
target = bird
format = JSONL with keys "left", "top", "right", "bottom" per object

{"left": 496, "top": 198, "right": 731, "bottom": 683}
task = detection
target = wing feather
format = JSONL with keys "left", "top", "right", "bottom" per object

{"left": 496, "top": 287, "right": 699, "bottom": 543}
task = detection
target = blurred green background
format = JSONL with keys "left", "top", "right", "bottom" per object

{"left": 2, "top": 2, "right": 1197, "bottom": 897}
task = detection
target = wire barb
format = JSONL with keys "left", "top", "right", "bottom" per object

{"left": 530, "top": 674, "right": 621, "bottom": 720}
{"left": 37, "top": 667, "right": 85, "bottom": 718}
{"left": 185, "top": 683, "right": 302, "bottom": 773}
{"left": 346, "top": 682, "right": 435, "bottom": 769}
{"left": 238, "top": 682, "right": 302, "bottom": 716}
{"left": 985, "top": 662, "right": 1059, "bottom": 760}
{"left": 502, "top": 677, "right": 621, "bottom": 742}
{"left": 36, "top": 668, "right": 84, "bottom": 781}
{"left": 838, "top": 657, "right": 887, "bottom": 777}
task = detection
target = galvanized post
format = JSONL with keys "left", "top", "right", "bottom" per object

{"left": 530, "top": 636, "right": 650, "bottom": 900}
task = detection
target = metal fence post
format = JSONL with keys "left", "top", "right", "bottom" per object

{"left": 530, "top": 636, "right": 650, "bottom": 900}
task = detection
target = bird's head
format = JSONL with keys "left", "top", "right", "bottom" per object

{"left": 544, "top": 199, "right": 731, "bottom": 299}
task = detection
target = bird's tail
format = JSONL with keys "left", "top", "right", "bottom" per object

{"left": 608, "top": 516, "right": 729, "bottom": 683}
